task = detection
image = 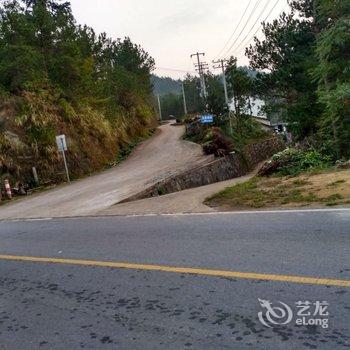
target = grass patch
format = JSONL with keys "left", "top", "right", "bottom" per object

{"left": 323, "top": 193, "right": 343, "bottom": 206}
{"left": 207, "top": 178, "right": 320, "bottom": 208}
{"left": 206, "top": 168, "right": 350, "bottom": 210}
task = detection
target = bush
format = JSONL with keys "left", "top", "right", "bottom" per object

{"left": 258, "top": 148, "right": 332, "bottom": 176}
{"left": 202, "top": 127, "right": 234, "bottom": 157}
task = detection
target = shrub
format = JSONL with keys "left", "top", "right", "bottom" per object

{"left": 259, "top": 148, "right": 332, "bottom": 176}
{"left": 202, "top": 127, "right": 235, "bottom": 157}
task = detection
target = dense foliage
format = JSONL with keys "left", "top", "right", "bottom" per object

{"left": 258, "top": 147, "right": 332, "bottom": 176}
{"left": 0, "top": 0, "right": 157, "bottom": 182}
{"left": 158, "top": 93, "right": 183, "bottom": 119}
{"left": 246, "top": 0, "right": 350, "bottom": 159}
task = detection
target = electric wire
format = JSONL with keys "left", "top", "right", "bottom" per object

{"left": 215, "top": 0, "right": 254, "bottom": 59}
{"left": 221, "top": 0, "right": 264, "bottom": 58}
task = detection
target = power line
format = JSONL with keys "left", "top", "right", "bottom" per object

{"left": 235, "top": 33, "right": 265, "bottom": 62}
{"left": 155, "top": 66, "right": 195, "bottom": 74}
{"left": 215, "top": 0, "right": 254, "bottom": 59}
{"left": 222, "top": 0, "right": 264, "bottom": 59}
{"left": 232, "top": 0, "right": 283, "bottom": 55}
{"left": 231, "top": 0, "right": 285, "bottom": 59}
{"left": 228, "top": 0, "right": 275, "bottom": 56}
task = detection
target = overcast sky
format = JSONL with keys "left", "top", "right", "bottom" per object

{"left": 69, "top": 0, "right": 289, "bottom": 79}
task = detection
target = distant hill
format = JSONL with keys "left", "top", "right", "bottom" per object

{"left": 151, "top": 75, "right": 182, "bottom": 96}
{"left": 151, "top": 67, "right": 257, "bottom": 97}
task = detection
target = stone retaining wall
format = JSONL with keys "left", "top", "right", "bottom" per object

{"left": 120, "top": 137, "right": 285, "bottom": 203}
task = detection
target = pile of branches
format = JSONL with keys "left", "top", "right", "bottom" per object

{"left": 202, "top": 127, "right": 235, "bottom": 157}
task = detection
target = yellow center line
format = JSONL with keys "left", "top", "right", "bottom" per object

{"left": 0, "top": 254, "right": 349, "bottom": 287}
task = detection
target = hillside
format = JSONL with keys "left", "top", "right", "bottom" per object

{"left": 0, "top": 0, "right": 157, "bottom": 185}
{"left": 151, "top": 75, "right": 182, "bottom": 96}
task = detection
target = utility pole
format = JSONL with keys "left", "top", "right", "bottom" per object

{"left": 213, "top": 58, "right": 232, "bottom": 133}
{"left": 191, "top": 52, "right": 208, "bottom": 98}
{"left": 182, "top": 83, "right": 188, "bottom": 116}
{"left": 212, "top": 59, "right": 229, "bottom": 104}
{"left": 157, "top": 94, "right": 162, "bottom": 122}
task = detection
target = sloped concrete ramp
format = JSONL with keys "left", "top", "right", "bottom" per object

{"left": 0, "top": 123, "right": 211, "bottom": 219}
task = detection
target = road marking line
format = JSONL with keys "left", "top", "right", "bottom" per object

{"left": 119, "top": 208, "right": 350, "bottom": 218}
{"left": 0, "top": 217, "right": 53, "bottom": 222}
{"left": 1, "top": 208, "right": 349, "bottom": 222}
{"left": 0, "top": 254, "right": 349, "bottom": 287}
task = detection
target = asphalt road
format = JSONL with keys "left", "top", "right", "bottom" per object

{"left": 0, "top": 209, "right": 349, "bottom": 349}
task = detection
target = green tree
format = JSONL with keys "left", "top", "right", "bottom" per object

{"left": 182, "top": 74, "right": 205, "bottom": 114}
{"left": 246, "top": 4, "right": 321, "bottom": 139}
{"left": 226, "top": 57, "right": 253, "bottom": 117}
{"left": 204, "top": 73, "right": 228, "bottom": 118}
{"left": 0, "top": 0, "right": 157, "bottom": 181}
{"left": 313, "top": 0, "right": 350, "bottom": 158}
{"left": 158, "top": 93, "right": 183, "bottom": 118}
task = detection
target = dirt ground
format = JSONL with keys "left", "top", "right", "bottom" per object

{"left": 206, "top": 168, "right": 350, "bottom": 211}
{"left": 0, "top": 122, "right": 212, "bottom": 219}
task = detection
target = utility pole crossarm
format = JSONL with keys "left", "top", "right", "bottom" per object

{"left": 190, "top": 52, "right": 208, "bottom": 98}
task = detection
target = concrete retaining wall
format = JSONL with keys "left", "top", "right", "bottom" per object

{"left": 121, "top": 137, "right": 285, "bottom": 203}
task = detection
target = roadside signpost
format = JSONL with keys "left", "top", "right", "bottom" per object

{"left": 32, "top": 167, "right": 39, "bottom": 186}
{"left": 4, "top": 179, "right": 12, "bottom": 199}
{"left": 56, "top": 134, "right": 70, "bottom": 182}
{"left": 200, "top": 114, "right": 214, "bottom": 124}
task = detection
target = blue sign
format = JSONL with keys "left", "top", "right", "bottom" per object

{"left": 200, "top": 114, "right": 214, "bottom": 124}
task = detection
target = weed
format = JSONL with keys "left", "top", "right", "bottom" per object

{"left": 292, "top": 179, "right": 310, "bottom": 186}
{"left": 322, "top": 193, "right": 343, "bottom": 202}
{"left": 157, "top": 186, "right": 166, "bottom": 196}
{"left": 327, "top": 180, "right": 346, "bottom": 187}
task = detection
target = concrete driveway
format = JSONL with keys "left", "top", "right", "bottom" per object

{"left": 99, "top": 166, "right": 262, "bottom": 216}
{"left": 0, "top": 123, "right": 210, "bottom": 219}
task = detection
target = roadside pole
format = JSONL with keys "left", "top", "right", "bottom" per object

{"left": 4, "top": 179, "right": 12, "bottom": 199}
{"left": 32, "top": 167, "right": 39, "bottom": 186}
{"left": 61, "top": 139, "right": 70, "bottom": 183}
{"left": 222, "top": 68, "right": 229, "bottom": 106}
{"left": 56, "top": 135, "right": 70, "bottom": 183}
{"left": 222, "top": 70, "right": 233, "bottom": 134}
{"left": 157, "top": 94, "right": 162, "bottom": 122}
{"left": 182, "top": 83, "right": 188, "bottom": 116}
{"left": 213, "top": 59, "right": 232, "bottom": 133}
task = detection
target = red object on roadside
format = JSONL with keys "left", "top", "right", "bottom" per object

{"left": 4, "top": 179, "right": 12, "bottom": 199}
